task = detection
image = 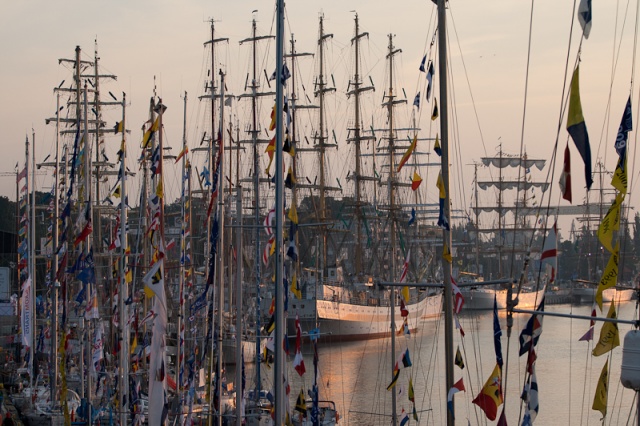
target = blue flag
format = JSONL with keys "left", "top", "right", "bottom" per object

{"left": 413, "top": 92, "right": 420, "bottom": 109}
{"left": 519, "top": 297, "right": 545, "bottom": 356}
{"left": 419, "top": 55, "right": 427, "bottom": 72}
{"left": 614, "top": 96, "right": 632, "bottom": 169}
{"left": 578, "top": 0, "right": 592, "bottom": 38}
{"left": 493, "top": 296, "right": 503, "bottom": 367}
{"left": 408, "top": 207, "right": 416, "bottom": 226}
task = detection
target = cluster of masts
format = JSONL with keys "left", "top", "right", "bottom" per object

{"left": 18, "top": 7, "right": 458, "bottom": 425}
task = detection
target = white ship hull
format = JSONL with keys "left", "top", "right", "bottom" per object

{"left": 288, "top": 291, "right": 442, "bottom": 341}
{"left": 461, "top": 287, "right": 546, "bottom": 310}
{"left": 572, "top": 287, "right": 635, "bottom": 305}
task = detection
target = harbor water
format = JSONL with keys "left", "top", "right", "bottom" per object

{"left": 234, "top": 301, "right": 639, "bottom": 425}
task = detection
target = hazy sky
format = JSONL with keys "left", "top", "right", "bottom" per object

{"left": 1, "top": 0, "right": 637, "bottom": 239}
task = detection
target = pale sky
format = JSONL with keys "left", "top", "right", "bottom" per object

{"left": 1, "top": 0, "right": 637, "bottom": 240}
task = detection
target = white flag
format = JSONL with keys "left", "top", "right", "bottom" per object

{"left": 21, "top": 277, "right": 32, "bottom": 348}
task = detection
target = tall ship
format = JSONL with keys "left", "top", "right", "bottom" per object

{"left": 278, "top": 15, "right": 441, "bottom": 340}
{"left": 464, "top": 150, "right": 548, "bottom": 309}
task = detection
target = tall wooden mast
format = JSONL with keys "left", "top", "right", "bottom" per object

{"left": 238, "top": 16, "right": 274, "bottom": 391}
{"left": 348, "top": 14, "right": 376, "bottom": 277}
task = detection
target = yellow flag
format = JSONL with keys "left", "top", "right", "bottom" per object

{"left": 290, "top": 273, "right": 301, "bottom": 299}
{"left": 592, "top": 301, "right": 620, "bottom": 356}
{"left": 130, "top": 334, "right": 138, "bottom": 355}
{"left": 436, "top": 171, "right": 446, "bottom": 199}
{"left": 592, "top": 360, "right": 609, "bottom": 418}
{"left": 265, "top": 136, "right": 275, "bottom": 175}
{"left": 288, "top": 202, "right": 298, "bottom": 224}
{"left": 595, "top": 245, "right": 618, "bottom": 310}
{"left": 431, "top": 98, "right": 439, "bottom": 121}
{"left": 156, "top": 179, "right": 164, "bottom": 199}
{"left": 401, "top": 286, "right": 410, "bottom": 302}
{"left": 408, "top": 376, "right": 415, "bottom": 402}
{"left": 141, "top": 117, "right": 160, "bottom": 148}
{"left": 443, "top": 242, "right": 452, "bottom": 264}
{"left": 611, "top": 156, "right": 628, "bottom": 194}
{"left": 397, "top": 135, "right": 417, "bottom": 172}
{"left": 598, "top": 193, "right": 624, "bottom": 253}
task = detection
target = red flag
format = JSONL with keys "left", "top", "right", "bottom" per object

{"left": 496, "top": 408, "right": 508, "bottom": 426}
{"left": 411, "top": 171, "right": 423, "bottom": 191}
{"left": 73, "top": 220, "right": 92, "bottom": 247}
{"left": 559, "top": 143, "right": 572, "bottom": 202}
{"left": 540, "top": 222, "right": 558, "bottom": 282}
{"left": 293, "top": 315, "right": 306, "bottom": 376}
{"left": 473, "top": 364, "right": 503, "bottom": 421}
{"left": 400, "top": 299, "right": 409, "bottom": 317}
{"left": 269, "top": 103, "right": 277, "bottom": 131}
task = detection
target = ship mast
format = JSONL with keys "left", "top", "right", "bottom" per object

{"left": 238, "top": 17, "right": 274, "bottom": 392}
{"left": 315, "top": 15, "right": 335, "bottom": 275}
{"left": 348, "top": 14, "right": 375, "bottom": 278}
{"left": 383, "top": 33, "right": 403, "bottom": 426}
{"left": 294, "top": 15, "right": 339, "bottom": 276}
{"left": 286, "top": 33, "right": 313, "bottom": 281}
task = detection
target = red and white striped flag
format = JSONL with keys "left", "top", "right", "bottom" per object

{"left": 451, "top": 277, "right": 465, "bottom": 314}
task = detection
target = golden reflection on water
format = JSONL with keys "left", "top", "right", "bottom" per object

{"left": 232, "top": 302, "right": 638, "bottom": 425}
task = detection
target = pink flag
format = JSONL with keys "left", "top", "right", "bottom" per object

{"left": 579, "top": 304, "right": 597, "bottom": 341}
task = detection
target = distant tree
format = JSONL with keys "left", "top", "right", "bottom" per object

{"left": 633, "top": 213, "right": 640, "bottom": 255}
{"left": 0, "top": 196, "right": 16, "bottom": 234}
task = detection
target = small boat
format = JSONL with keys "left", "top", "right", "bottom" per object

{"left": 292, "top": 400, "right": 339, "bottom": 426}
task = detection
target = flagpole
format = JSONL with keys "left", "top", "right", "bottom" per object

{"left": 385, "top": 32, "right": 398, "bottom": 426}
{"left": 234, "top": 167, "right": 243, "bottom": 426}
{"left": 177, "top": 91, "right": 187, "bottom": 424}
{"left": 274, "top": 0, "right": 285, "bottom": 423}
{"left": 82, "top": 81, "right": 95, "bottom": 422}
{"left": 50, "top": 89, "right": 60, "bottom": 408}
{"left": 215, "top": 70, "right": 225, "bottom": 426}
{"left": 29, "top": 130, "right": 35, "bottom": 407}
{"left": 118, "top": 92, "right": 129, "bottom": 426}
{"left": 436, "top": 0, "right": 455, "bottom": 424}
